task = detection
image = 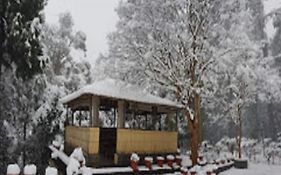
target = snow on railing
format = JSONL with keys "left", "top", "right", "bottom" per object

{"left": 49, "top": 145, "right": 70, "bottom": 165}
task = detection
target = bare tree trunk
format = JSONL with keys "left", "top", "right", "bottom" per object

{"left": 236, "top": 105, "right": 242, "bottom": 159}
{"left": 186, "top": 92, "right": 201, "bottom": 165}
{"left": 197, "top": 94, "right": 202, "bottom": 145}
{"left": 186, "top": 111, "right": 198, "bottom": 165}
{"left": 23, "top": 121, "right": 27, "bottom": 166}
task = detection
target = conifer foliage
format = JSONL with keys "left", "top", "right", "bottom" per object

{"left": 0, "top": 0, "right": 46, "bottom": 79}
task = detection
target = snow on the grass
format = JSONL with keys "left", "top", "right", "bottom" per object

{"left": 7, "top": 164, "right": 20, "bottom": 175}
{"left": 45, "top": 166, "right": 58, "bottom": 175}
{"left": 23, "top": 164, "right": 37, "bottom": 175}
{"left": 66, "top": 157, "right": 80, "bottom": 175}
{"left": 60, "top": 78, "right": 182, "bottom": 108}
{"left": 221, "top": 163, "right": 281, "bottom": 175}
{"left": 181, "top": 155, "right": 192, "bottom": 167}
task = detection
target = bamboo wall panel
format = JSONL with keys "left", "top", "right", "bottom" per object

{"left": 65, "top": 126, "right": 100, "bottom": 154}
{"left": 116, "top": 129, "right": 177, "bottom": 154}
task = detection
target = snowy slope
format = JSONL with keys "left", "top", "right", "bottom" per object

{"left": 221, "top": 163, "right": 281, "bottom": 175}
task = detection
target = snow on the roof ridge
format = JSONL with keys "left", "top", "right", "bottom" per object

{"left": 60, "top": 78, "right": 181, "bottom": 108}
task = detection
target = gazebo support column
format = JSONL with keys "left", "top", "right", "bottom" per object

{"left": 90, "top": 95, "right": 100, "bottom": 127}
{"left": 167, "top": 112, "right": 175, "bottom": 131}
{"left": 152, "top": 106, "right": 158, "bottom": 130}
{"left": 117, "top": 100, "right": 125, "bottom": 128}
{"left": 71, "top": 110, "right": 74, "bottom": 126}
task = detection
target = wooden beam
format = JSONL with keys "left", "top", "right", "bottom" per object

{"left": 117, "top": 100, "right": 125, "bottom": 128}
{"left": 71, "top": 110, "right": 74, "bottom": 126}
{"left": 90, "top": 95, "right": 100, "bottom": 127}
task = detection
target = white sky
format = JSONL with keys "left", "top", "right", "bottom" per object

{"left": 44, "top": 0, "right": 281, "bottom": 65}
{"left": 44, "top": 0, "right": 120, "bottom": 64}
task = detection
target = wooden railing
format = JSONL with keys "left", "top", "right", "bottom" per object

{"left": 65, "top": 126, "right": 100, "bottom": 155}
{"left": 65, "top": 126, "right": 177, "bottom": 155}
{"left": 116, "top": 129, "right": 177, "bottom": 154}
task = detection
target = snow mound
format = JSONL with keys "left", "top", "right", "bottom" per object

{"left": 157, "top": 156, "right": 164, "bottom": 160}
{"left": 130, "top": 153, "right": 140, "bottom": 162}
{"left": 7, "top": 164, "right": 20, "bottom": 175}
{"left": 144, "top": 156, "right": 153, "bottom": 162}
{"left": 167, "top": 155, "right": 175, "bottom": 160}
{"left": 45, "top": 167, "right": 58, "bottom": 175}
{"left": 24, "top": 164, "right": 37, "bottom": 175}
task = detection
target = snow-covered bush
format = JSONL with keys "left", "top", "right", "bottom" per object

{"left": 201, "top": 137, "right": 281, "bottom": 164}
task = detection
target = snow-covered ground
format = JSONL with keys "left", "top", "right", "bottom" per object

{"left": 221, "top": 163, "right": 281, "bottom": 175}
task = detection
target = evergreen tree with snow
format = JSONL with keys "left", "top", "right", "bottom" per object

{"left": 0, "top": 0, "right": 47, "bottom": 79}
{"left": 26, "top": 92, "right": 63, "bottom": 175}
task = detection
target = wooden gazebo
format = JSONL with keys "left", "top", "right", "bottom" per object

{"left": 61, "top": 79, "right": 182, "bottom": 167}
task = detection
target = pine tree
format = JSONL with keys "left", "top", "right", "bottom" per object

{"left": 0, "top": 121, "right": 12, "bottom": 174}
{"left": 26, "top": 92, "right": 63, "bottom": 175}
{"left": 0, "top": 0, "right": 46, "bottom": 79}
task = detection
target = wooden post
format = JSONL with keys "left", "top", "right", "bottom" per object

{"left": 145, "top": 114, "right": 148, "bottom": 130}
{"left": 71, "top": 110, "right": 74, "bottom": 126}
{"left": 152, "top": 106, "right": 157, "bottom": 130}
{"left": 90, "top": 95, "right": 100, "bottom": 127}
{"left": 65, "top": 107, "right": 69, "bottom": 126}
{"left": 159, "top": 115, "right": 162, "bottom": 131}
{"left": 79, "top": 111, "right": 82, "bottom": 126}
{"left": 117, "top": 100, "right": 125, "bottom": 128}
{"left": 167, "top": 112, "right": 174, "bottom": 131}
{"left": 175, "top": 110, "right": 179, "bottom": 131}
{"left": 113, "top": 108, "right": 116, "bottom": 127}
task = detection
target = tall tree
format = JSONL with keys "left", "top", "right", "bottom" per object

{"left": 0, "top": 0, "right": 46, "bottom": 79}
{"left": 42, "top": 12, "right": 91, "bottom": 92}
{"left": 97, "top": 0, "right": 212, "bottom": 165}
{"left": 26, "top": 90, "right": 63, "bottom": 175}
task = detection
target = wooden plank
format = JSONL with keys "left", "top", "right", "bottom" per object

{"left": 89, "top": 127, "right": 100, "bottom": 154}
{"left": 65, "top": 126, "right": 100, "bottom": 155}
{"left": 116, "top": 129, "right": 177, "bottom": 154}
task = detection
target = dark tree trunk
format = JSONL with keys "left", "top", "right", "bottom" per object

{"left": 236, "top": 105, "right": 242, "bottom": 159}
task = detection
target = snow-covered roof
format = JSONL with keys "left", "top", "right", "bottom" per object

{"left": 61, "top": 78, "right": 182, "bottom": 108}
